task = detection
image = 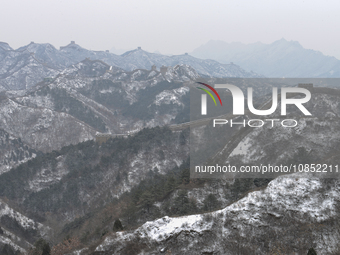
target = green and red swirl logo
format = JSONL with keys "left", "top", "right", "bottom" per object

{"left": 196, "top": 82, "right": 222, "bottom": 106}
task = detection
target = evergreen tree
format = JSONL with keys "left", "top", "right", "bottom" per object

{"left": 203, "top": 193, "right": 220, "bottom": 212}
{"left": 140, "top": 190, "right": 154, "bottom": 213}
{"left": 173, "top": 189, "right": 190, "bottom": 215}
{"left": 180, "top": 168, "right": 190, "bottom": 185}
{"left": 307, "top": 247, "right": 317, "bottom": 255}
{"left": 113, "top": 219, "right": 123, "bottom": 231}
{"left": 165, "top": 175, "right": 176, "bottom": 193}
{"left": 1, "top": 244, "right": 15, "bottom": 255}
{"left": 29, "top": 238, "right": 50, "bottom": 255}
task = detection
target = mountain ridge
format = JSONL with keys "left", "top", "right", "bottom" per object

{"left": 191, "top": 38, "right": 340, "bottom": 77}
{"left": 0, "top": 41, "right": 261, "bottom": 91}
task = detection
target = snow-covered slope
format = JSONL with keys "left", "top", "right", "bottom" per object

{"left": 9, "top": 62, "right": 196, "bottom": 140}
{"left": 92, "top": 87, "right": 340, "bottom": 255}
{"left": 0, "top": 42, "right": 12, "bottom": 51}
{"left": 0, "top": 127, "right": 189, "bottom": 223}
{"left": 0, "top": 46, "right": 59, "bottom": 90}
{"left": 60, "top": 43, "right": 262, "bottom": 78}
{"left": 96, "top": 173, "right": 340, "bottom": 254}
{"left": 0, "top": 41, "right": 261, "bottom": 92}
{"left": 0, "top": 97, "right": 95, "bottom": 152}
{"left": 220, "top": 90, "right": 340, "bottom": 169}
{"left": 0, "top": 128, "right": 37, "bottom": 174}
{"left": 0, "top": 199, "right": 51, "bottom": 253}
{"left": 0, "top": 60, "right": 198, "bottom": 173}
{"left": 17, "top": 42, "right": 74, "bottom": 69}
{"left": 114, "top": 47, "right": 261, "bottom": 78}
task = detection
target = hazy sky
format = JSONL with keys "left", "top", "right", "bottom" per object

{"left": 1, "top": 0, "right": 340, "bottom": 58}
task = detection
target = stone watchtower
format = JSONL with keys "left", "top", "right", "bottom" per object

{"left": 160, "top": 66, "right": 168, "bottom": 75}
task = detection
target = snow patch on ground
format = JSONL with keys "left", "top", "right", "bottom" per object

{"left": 154, "top": 87, "right": 189, "bottom": 106}
{"left": 96, "top": 173, "right": 340, "bottom": 253}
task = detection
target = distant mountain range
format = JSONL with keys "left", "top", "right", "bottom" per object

{"left": 2, "top": 38, "right": 340, "bottom": 92}
{"left": 0, "top": 41, "right": 259, "bottom": 90}
{"left": 2, "top": 39, "right": 340, "bottom": 254}
{"left": 191, "top": 38, "right": 340, "bottom": 77}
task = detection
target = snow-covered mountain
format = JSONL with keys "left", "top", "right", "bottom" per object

{"left": 0, "top": 45, "right": 59, "bottom": 90}
{"left": 115, "top": 48, "right": 260, "bottom": 78}
{"left": 0, "top": 93, "right": 96, "bottom": 153}
{"left": 0, "top": 50, "right": 263, "bottom": 252}
{"left": 0, "top": 198, "right": 51, "bottom": 253}
{"left": 0, "top": 128, "right": 37, "bottom": 175}
{"left": 0, "top": 41, "right": 261, "bottom": 92}
{"left": 17, "top": 42, "right": 74, "bottom": 69}
{"left": 59, "top": 41, "right": 261, "bottom": 78}
{"left": 1, "top": 40, "right": 340, "bottom": 254}
{"left": 96, "top": 173, "right": 340, "bottom": 254}
{"left": 0, "top": 42, "right": 12, "bottom": 51}
{"left": 0, "top": 127, "right": 189, "bottom": 221}
{"left": 0, "top": 60, "right": 198, "bottom": 174}
{"left": 92, "top": 88, "right": 340, "bottom": 255}
{"left": 59, "top": 42, "right": 122, "bottom": 68}
{"left": 191, "top": 38, "right": 340, "bottom": 77}
{"left": 224, "top": 91, "right": 340, "bottom": 169}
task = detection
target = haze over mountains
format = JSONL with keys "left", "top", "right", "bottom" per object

{"left": 3, "top": 38, "right": 340, "bottom": 93}
{"left": 0, "top": 41, "right": 259, "bottom": 91}
{"left": 191, "top": 38, "right": 340, "bottom": 78}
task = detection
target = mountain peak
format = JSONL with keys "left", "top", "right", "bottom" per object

{"left": 121, "top": 47, "right": 149, "bottom": 57}
{"left": 273, "top": 38, "right": 302, "bottom": 47}
{"left": 16, "top": 42, "right": 58, "bottom": 53}
{"left": 0, "top": 42, "right": 12, "bottom": 51}
{"left": 192, "top": 38, "right": 338, "bottom": 77}
{"left": 59, "top": 41, "right": 84, "bottom": 51}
